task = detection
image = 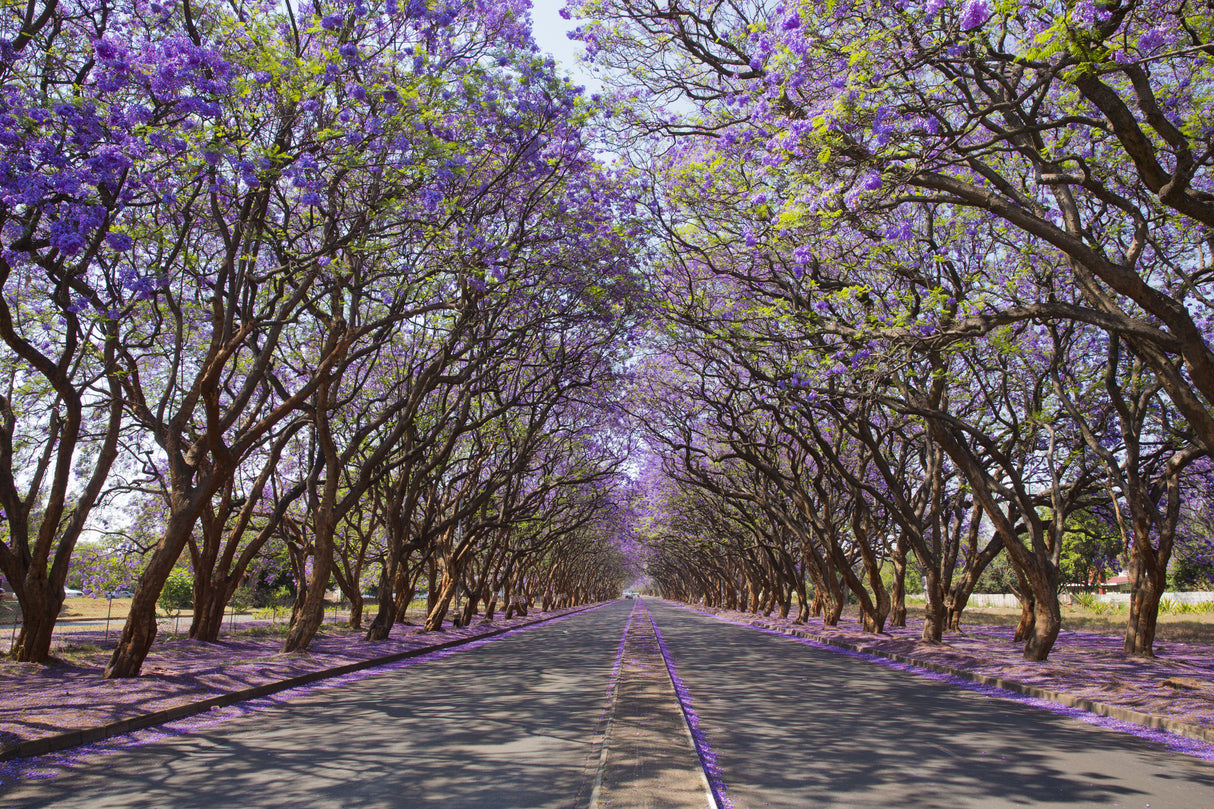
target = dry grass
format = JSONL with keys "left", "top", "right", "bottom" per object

{"left": 0, "top": 596, "right": 134, "bottom": 623}
{"left": 957, "top": 606, "right": 1214, "bottom": 644}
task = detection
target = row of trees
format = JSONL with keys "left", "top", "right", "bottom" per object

{"left": 577, "top": 0, "right": 1214, "bottom": 659}
{"left": 0, "top": 0, "right": 640, "bottom": 675}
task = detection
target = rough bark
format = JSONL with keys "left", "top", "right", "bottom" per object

{"left": 890, "top": 533, "right": 908, "bottom": 628}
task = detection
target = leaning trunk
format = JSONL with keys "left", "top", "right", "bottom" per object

{"left": 424, "top": 565, "right": 461, "bottom": 631}
{"left": 282, "top": 529, "right": 335, "bottom": 653}
{"left": 106, "top": 504, "right": 200, "bottom": 678}
{"left": 282, "top": 492, "right": 338, "bottom": 653}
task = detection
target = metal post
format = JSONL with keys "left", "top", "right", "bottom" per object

{"left": 105, "top": 595, "right": 113, "bottom": 644}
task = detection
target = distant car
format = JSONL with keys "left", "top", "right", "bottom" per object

{"left": 109, "top": 589, "right": 133, "bottom": 598}
{"left": 63, "top": 588, "right": 84, "bottom": 597}
{"left": 623, "top": 592, "right": 638, "bottom": 599}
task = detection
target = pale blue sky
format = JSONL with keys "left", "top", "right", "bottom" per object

{"left": 529, "top": 0, "right": 601, "bottom": 91}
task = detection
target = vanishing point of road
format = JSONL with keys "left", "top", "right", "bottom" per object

{"left": 3, "top": 598, "right": 1213, "bottom": 808}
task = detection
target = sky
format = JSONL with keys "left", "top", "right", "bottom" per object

{"left": 528, "top": 0, "right": 602, "bottom": 92}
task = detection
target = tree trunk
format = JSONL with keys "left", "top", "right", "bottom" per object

{"left": 945, "top": 592, "right": 969, "bottom": 633}
{"left": 1024, "top": 585, "right": 1062, "bottom": 661}
{"left": 9, "top": 582, "right": 60, "bottom": 663}
{"left": 922, "top": 570, "right": 946, "bottom": 644}
{"left": 424, "top": 568, "right": 459, "bottom": 631}
{"left": 106, "top": 505, "right": 200, "bottom": 678}
{"left": 282, "top": 507, "right": 336, "bottom": 653}
{"left": 365, "top": 563, "right": 396, "bottom": 641}
{"left": 1124, "top": 548, "right": 1166, "bottom": 657}
{"left": 425, "top": 556, "right": 439, "bottom": 617}
{"left": 189, "top": 579, "right": 233, "bottom": 643}
{"left": 890, "top": 534, "right": 908, "bottom": 628}
{"left": 1011, "top": 563, "right": 1035, "bottom": 642}
{"left": 282, "top": 544, "right": 333, "bottom": 653}
{"left": 1014, "top": 594, "right": 1036, "bottom": 643}
{"left": 460, "top": 588, "right": 480, "bottom": 626}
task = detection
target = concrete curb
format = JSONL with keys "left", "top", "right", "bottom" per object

{"left": 686, "top": 605, "right": 1214, "bottom": 747}
{"left": 1, "top": 604, "right": 600, "bottom": 763}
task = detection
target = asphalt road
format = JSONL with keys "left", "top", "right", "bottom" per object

{"left": 645, "top": 600, "right": 1214, "bottom": 809}
{"left": 0, "top": 601, "right": 634, "bottom": 809}
{"left": 5, "top": 599, "right": 1214, "bottom": 809}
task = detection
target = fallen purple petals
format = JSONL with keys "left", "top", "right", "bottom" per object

{"left": 645, "top": 600, "right": 732, "bottom": 809}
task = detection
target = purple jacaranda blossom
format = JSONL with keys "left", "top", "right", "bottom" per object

{"left": 959, "top": 0, "right": 989, "bottom": 30}
{"left": 93, "top": 38, "right": 126, "bottom": 63}
{"left": 321, "top": 13, "right": 343, "bottom": 30}
{"left": 105, "top": 232, "right": 133, "bottom": 252}
{"left": 1138, "top": 26, "right": 1170, "bottom": 52}
{"left": 49, "top": 226, "right": 87, "bottom": 256}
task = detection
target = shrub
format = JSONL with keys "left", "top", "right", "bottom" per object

{"left": 158, "top": 569, "right": 193, "bottom": 616}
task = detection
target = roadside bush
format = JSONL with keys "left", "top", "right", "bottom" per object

{"left": 1071, "top": 592, "right": 1119, "bottom": 615}
{"left": 158, "top": 569, "right": 193, "bottom": 616}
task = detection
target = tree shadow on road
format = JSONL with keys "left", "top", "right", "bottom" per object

{"left": 0, "top": 601, "right": 636, "bottom": 809}
{"left": 648, "top": 601, "right": 1214, "bottom": 809}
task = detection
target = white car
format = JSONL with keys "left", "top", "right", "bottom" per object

{"left": 63, "top": 588, "right": 84, "bottom": 597}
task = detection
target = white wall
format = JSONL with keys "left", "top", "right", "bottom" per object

{"left": 965, "top": 591, "right": 1214, "bottom": 608}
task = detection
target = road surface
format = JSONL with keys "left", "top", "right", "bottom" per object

{"left": 4, "top": 599, "right": 1214, "bottom": 808}
{"left": 1, "top": 602, "right": 634, "bottom": 809}
{"left": 645, "top": 600, "right": 1214, "bottom": 809}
